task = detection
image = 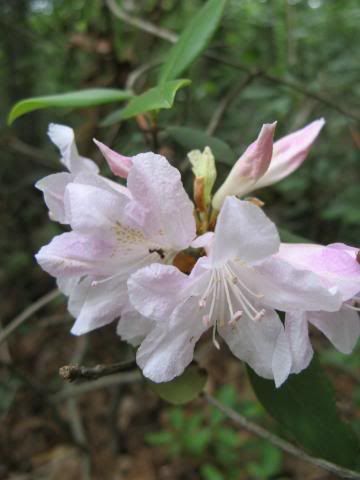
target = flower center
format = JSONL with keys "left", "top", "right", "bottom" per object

{"left": 198, "top": 262, "right": 265, "bottom": 349}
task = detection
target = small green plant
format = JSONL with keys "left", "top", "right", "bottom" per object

{"left": 146, "top": 385, "right": 283, "bottom": 479}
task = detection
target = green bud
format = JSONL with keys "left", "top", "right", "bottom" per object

{"left": 188, "top": 146, "right": 217, "bottom": 211}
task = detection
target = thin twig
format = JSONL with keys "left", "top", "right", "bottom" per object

{"left": 59, "top": 359, "right": 137, "bottom": 382}
{"left": 106, "top": 1, "right": 359, "bottom": 123}
{"left": 0, "top": 289, "right": 61, "bottom": 345}
{"left": 206, "top": 73, "right": 258, "bottom": 136}
{"left": 53, "top": 371, "right": 141, "bottom": 402}
{"left": 205, "top": 393, "right": 360, "bottom": 479}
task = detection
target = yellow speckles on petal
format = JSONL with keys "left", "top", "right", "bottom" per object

{"left": 113, "top": 221, "right": 146, "bottom": 246}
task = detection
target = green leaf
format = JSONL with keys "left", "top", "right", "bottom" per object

{"left": 109, "top": 79, "right": 191, "bottom": 122}
{"left": 147, "top": 363, "right": 207, "bottom": 405}
{"left": 145, "top": 431, "right": 174, "bottom": 446}
{"left": 278, "top": 227, "right": 311, "bottom": 243}
{"left": 166, "top": 126, "right": 236, "bottom": 166}
{"left": 158, "top": 0, "right": 226, "bottom": 83}
{"left": 7, "top": 88, "right": 133, "bottom": 125}
{"left": 200, "top": 463, "right": 225, "bottom": 480}
{"left": 248, "top": 357, "right": 360, "bottom": 469}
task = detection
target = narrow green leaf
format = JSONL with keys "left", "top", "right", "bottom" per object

{"left": 159, "top": 0, "right": 227, "bottom": 83}
{"left": 248, "top": 358, "right": 360, "bottom": 469}
{"left": 116, "top": 79, "right": 191, "bottom": 120}
{"left": 166, "top": 126, "right": 236, "bottom": 166}
{"left": 7, "top": 88, "right": 133, "bottom": 125}
{"left": 147, "top": 363, "right": 207, "bottom": 405}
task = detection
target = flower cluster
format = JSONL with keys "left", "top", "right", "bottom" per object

{"left": 36, "top": 121, "right": 360, "bottom": 387}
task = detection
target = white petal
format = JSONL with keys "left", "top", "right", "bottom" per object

{"left": 65, "top": 183, "right": 129, "bottom": 233}
{"left": 219, "top": 309, "right": 283, "bottom": 379}
{"left": 272, "top": 328, "right": 292, "bottom": 387}
{"left": 284, "top": 312, "right": 313, "bottom": 374}
{"left": 212, "top": 197, "right": 280, "bottom": 266}
{"left": 36, "top": 172, "right": 73, "bottom": 223}
{"left": 308, "top": 308, "right": 360, "bottom": 354}
{"left": 35, "top": 231, "right": 115, "bottom": 278}
{"left": 252, "top": 257, "right": 342, "bottom": 312}
{"left": 116, "top": 306, "right": 154, "bottom": 347}
{"left": 136, "top": 297, "right": 206, "bottom": 382}
{"left": 127, "top": 153, "right": 196, "bottom": 250}
{"left": 48, "top": 123, "right": 98, "bottom": 174}
{"left": 70, "top": 276, "right": 127, "bottom": 335}
{"left": 128, "top": 264, "right": 189, "bottom": 322}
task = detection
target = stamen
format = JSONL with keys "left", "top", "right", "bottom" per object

{"left": 345, "top": 303, "right": 360, "bottom": 312}
{"left": 229, "top": 311, "right": 242, "bottom": 325}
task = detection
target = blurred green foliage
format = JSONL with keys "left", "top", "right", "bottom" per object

{"left": 146, "top": 385, "right": 283, "bottom": 479}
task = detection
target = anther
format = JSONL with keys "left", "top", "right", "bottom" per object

{"left": 202, "top": 315, "right": 211, "bottom": 327}
{"left": 199, "top": 299, "right": 206, "bottom": 308}
{"left": 253, "top": 309, "right": 265, "bottom": 322}
{"left": 229, "top": 311, "right": 242, "bottom": 325}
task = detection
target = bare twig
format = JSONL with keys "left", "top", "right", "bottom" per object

{"left": 106, "top": 1, "right": 359, "bottom": 123}
{"left": 64, "top": 337, "right": 91, "bottom": 479}
{"left": 206, "top": 73, "right": 258, "bottom": 136}
{"left": 106, "top": 0, "right": 177, "bottom": 43}
{"left": 54, "top": 371, "right": 141, "bottom": 402}
{"left": 205, "top": 393, "right": 360, "bottom": 479}
{"left": 0, "top": 289, "right": 61, "bottom": 346}
{"left": 59, "top": 359, "right": 137, "bottom": 382}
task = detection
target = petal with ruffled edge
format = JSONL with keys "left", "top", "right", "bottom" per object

{"left": 211, "top": 197, "right": 280, "bottom": 267}
{"left": 128, "top": 263, "right": 190, "bottom": 322}
{"left": 126, "top": 153, "right": 196, "bottom": 250}
{"left": 93, "top": 139, "right": 132, "bottom": 178}
{"left": 255, "top": 118, "right": 325, "bottom": 189}
{"left": 35, "top": 231, "right": 116, "bottom": 278}
{"left": 136, "top": 296, "right": 207, "bottom": 383}
{"left": 278, "top": 242, "right": 360, "bottom": 300}
{"left": 308, "top": 308, "right": 360, "bottom": 354}
{"left": 69, "top": 276, "right": 127, "bottom": 335}
{"left": 212, "top": 123, "right": 276, "bottom": 208}
{"left": 219, "top": 308, "right": 283, "bottom": 379}
{"left": 249, "top": 256, "right": 342, "bottom": 312}
{"left": 48, "top": 123, "right": 98, "bottom": 174}
{"left": 116, "top": 305, "right": 155, "bottom": 347}
{"left": 36, "top": 172, "right": 73, "bottom": 223}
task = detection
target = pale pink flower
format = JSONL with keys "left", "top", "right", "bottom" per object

{"left": 128, "top": 197, "right": 341, "bottom": 385}
{"left": 93, "top": 139, "right": 133, "bottom": 178}
{"left": 36, "top": 152, "right": 196, "bottom": 336}
{"left": 276, "top": 243, "right": 360, "bottom": 379}
{"left": 36, "top": 124, "right": 99, "bottom": 223}
{"left": 212, "top": 119, "right": 325, "bottom": 209}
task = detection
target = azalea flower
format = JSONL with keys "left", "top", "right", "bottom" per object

{"left": 212, "top": 119, "right": 325, "bottom": 209}
{"left": 36, "top": 151, "right": 196, "bottom": 336}
{"left": 128, "top": 197, "right": 341, "bottom": 386}
{"left": 36, "top": 124, "right": 99, "bottom": 223}
{"left": 276, "top": 242, "right": 360, "bottom": 378}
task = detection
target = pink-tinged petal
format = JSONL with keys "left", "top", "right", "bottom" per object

{"left": 272, "top": 329, "right": 292, "bottom": 387}
{"left": 212, "top": 123, "right": 276, "bottom": 208}
{"left": 278, "top": 243, "right": 360, "bottom": 300}
{"left": 284, "top": 312, "right": 313, "bottom": 374}
{"left": 64, "top": 183, "right": 129, "bottom": 233}
{"left": 128, "top": 264, "right": 189, "bottom": 322}
{"left": 74, "top": 171, "right": 131, "bottom": 198}
{"left": 212, "top": 197, "right": 280, "bottom": 266}
{"left": 48, "top": 123, "right": 98, "bottom": 174}
{"left": 246, "top": 257, "right": 342, "bottom": 312}
{"left": 127, "top": 153, "right": 196, "bottom": 250}
{"left": 36, "top": 172, "right": 73, "bottom": 223}
{"left": 93, "top": 139, "right": 132, "bottom": 178}
{"left": 35, "top": 231, "right": 115, "bottom": 278}
{"left": 308, "top": 308, "right": 360, "bottom": 354}
{"left": 70, "top": 276, "right": 127, "bottom": 335}
{"left": 219, "top": 308, "right": 283, "bottom": 380}
{"left": 191, "top": 232, "right": 214, "bottom": 255}
{"left": 116, "top": 305, "right": 154, "bottom": 347}
{"left": 136, "top": 296, "right": 207, "bottom": 382}
{"left": 255, "top": 118, "right": 325, "bottom": 189}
